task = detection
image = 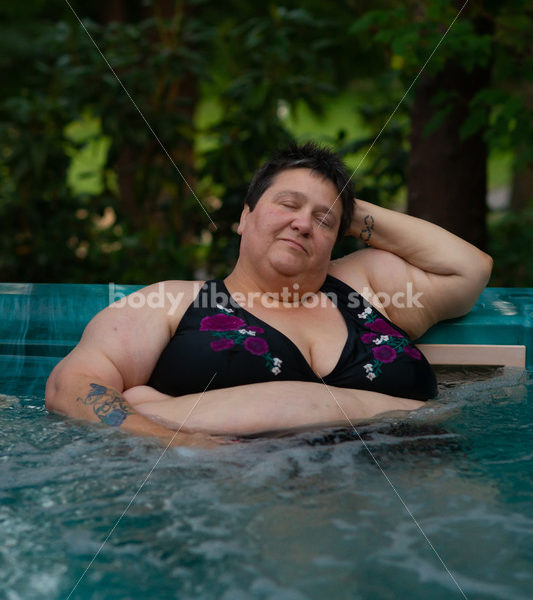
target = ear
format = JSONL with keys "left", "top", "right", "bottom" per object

{"left": 237, "top": 205, "right": 250, "bottom": 235}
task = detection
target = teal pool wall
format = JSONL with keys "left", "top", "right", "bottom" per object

{"left": 1, "top": 284, "right": 532, "bottom": 368}
{"left": 418, "top": 287, "right": 533, "bottom": 369}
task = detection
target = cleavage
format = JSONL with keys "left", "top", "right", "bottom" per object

{"left": 243, "top": 297, "right": 349, "bottom": 378}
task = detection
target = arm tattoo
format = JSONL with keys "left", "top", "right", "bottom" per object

{"left": 77, "top": 383, "right": 135, "bottom": 427}
{"left": 359, "top": 214, "right": 375, "bottom": 243}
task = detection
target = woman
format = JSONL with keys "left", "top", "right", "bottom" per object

{"left": 46, "top": 143, "right": 492, "bottom": 446}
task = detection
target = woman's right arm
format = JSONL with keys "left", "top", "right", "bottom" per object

{"left": 45, "top": 281, "right": 223, "bottom": 448}
{"left": 46, "top": 361, "right": 221, "bottom": 448}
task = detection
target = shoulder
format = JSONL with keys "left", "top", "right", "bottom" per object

{"left": 328, "top": 248, "right": 402, "bottom": 300}
{"left": 328, "top": 249, "right": 431, "bottom": 339}
{"left": 128, "top": 279, "right": 204, "bottom": 300}
{"left": 109, "top": 279, "right": 205, "bottom": 334}
{"left": 82, "top": 279, "right": 205, "bottom": 353}
{"left": 330, "top": 247, "right": 405, "bottom": 278}
{"left": 328, "top": 249, "right": 395, "bottom": 314}
{"left": 62, "top": 279, "right": 205, "bottom": 390}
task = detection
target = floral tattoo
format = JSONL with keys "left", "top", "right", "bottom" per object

{"left": 77, "top": 383, "right": 135, "bottom": 427}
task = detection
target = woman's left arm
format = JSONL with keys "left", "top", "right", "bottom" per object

{"left": 330, "top": 199, "right": 493, "bottom": 338}
{"left": 123, "top": 382, "right": 424, "bottom": 436}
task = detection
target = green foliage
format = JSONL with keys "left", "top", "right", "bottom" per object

{"left": 64, "top": 110, "right": 115, "bottom": 196}
{"left": 344, "top": 0, "right": 533, "bottom": 282}
{"left": 338, "top": 100, "right": 409, "bottom": 208}
{"left": 1, "top": 2, "right": 359, "bottom": 283}
{"left": 1, "top": 1, "right": 533, "bottom": 285}
{"left": 466, "top": 89, "right": 533, "bottom": 165}
{"left": 349, "top": 4, "right": 493, "bottom": 75}
{"left": 1, "top": 10, "right": 212, "bottom": 283}
{"left": 488, "top": 210, "right": 533, "bottom": 286}
{"left": 348, "top": 1, "right": 533, "bottom": 162}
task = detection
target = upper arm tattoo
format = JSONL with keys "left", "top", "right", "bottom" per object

{"left": 77, "top": 383, "right": 135, "bottom": 427}
{"left": 360, "top": 214, "right": 375, "bottom": 243}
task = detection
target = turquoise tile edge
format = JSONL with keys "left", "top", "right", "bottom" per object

{"left": 418, "top": 287, "right": 533, "bottom": 368}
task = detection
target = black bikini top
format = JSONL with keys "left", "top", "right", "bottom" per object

{"left": 148, "top": 275, "right": 437, "bottom": 400}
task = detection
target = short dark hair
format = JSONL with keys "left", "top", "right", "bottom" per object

{"left": 244, "top": 142, "right": 354, "bottom": 241}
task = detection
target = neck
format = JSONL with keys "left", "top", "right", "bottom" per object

{"left": 225, "top": 260, "right": 326, "bottom": 309}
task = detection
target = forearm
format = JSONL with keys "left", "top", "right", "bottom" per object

{"left": 351, "top": 199, "right": 491, "bottom": 276}
{"left": 127, "top": 381, "right": 424, "bottom": 436}
{"left": 45, "top": 373, "right": 220, "bottom": 448}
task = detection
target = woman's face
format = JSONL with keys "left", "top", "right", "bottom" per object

{"left": 237, "top": 168, "right": 343, "bottom": 282}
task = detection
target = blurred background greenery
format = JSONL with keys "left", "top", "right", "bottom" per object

{"left": 1, "top": 0, "right": 532, "bottom": 285}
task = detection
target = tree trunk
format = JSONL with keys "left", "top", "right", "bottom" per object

{"left": 510, "top": 82, "right": 533, "bottom": 211}
{"left": 99, "top": 0, "right": 127, "bottom": 24}
{"left": 150, "top": 0, "right": 200, "bottom": 237}
{"left": 407, "top": 58, "right": 492, "bottom": 250}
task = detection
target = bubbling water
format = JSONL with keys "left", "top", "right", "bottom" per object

{"left": 1, "top": 362, "right": 532, "bottom": 599}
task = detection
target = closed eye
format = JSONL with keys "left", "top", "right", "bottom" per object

{"left": 315, "top": 214, "right": 334, "bottom": 228}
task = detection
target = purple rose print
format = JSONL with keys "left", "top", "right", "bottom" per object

{"left": 361, "top": 332, "right": 378, "bottom": 343}
{"left": 210, "top": 338, "right": 235, "bottom": 352}
{"left": 201, "top": 310, "right": 282, "bottom": 374}
{"left": 244, "top": 337, "right": 269, "bottom": 356}
{"left": 372, "top": 345, "right": 397, "bottom": 363}
{"left": 200, "top": 314, "right": 246, "bottom": 331}
{"left": 404, "top": 345, "right": 421, "bottom": 360}
{"left": 358, "top": 309, "right": 423, "bottom": 382}
{"left": 365, "top": 318, "right": 403, "bottom": 338}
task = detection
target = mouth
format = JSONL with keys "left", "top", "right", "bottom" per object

{"left": 279, "top": 238, "right": 307, "bottom": 254}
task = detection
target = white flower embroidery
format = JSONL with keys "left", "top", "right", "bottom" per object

{"left": 358, "top": 306, "right": 373, "bottom": 318}
{"left": 272, "top": 366, "right": 281, "bottom": 375}
{"left": 238, "top": 329, "right": 247, "bottom": 334}
{"left": 247, "top": 330, "right": 256, "bottom": 336}
{"left": 366, "top": 372, "right": 376, "bottom": 381}
{"left": 374, "top": 335, "right": 390, "bottom": 345}
{"left": 273, "top": 357, "right": 282, "bottom": 366}
{"left": 216, "top": 303, "right": 234, "bottom": 313}
{"left": 363, "top": 363, "right": 373, "bottom": 372}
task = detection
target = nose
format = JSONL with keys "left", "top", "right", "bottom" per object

{"left": 290, "top": 210, "right": 312, "bottom": 236}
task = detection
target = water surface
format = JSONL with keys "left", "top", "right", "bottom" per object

{"left": 1, "top": 360, "right": 532, "bottom": 600}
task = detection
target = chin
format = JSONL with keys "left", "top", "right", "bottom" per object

{"left": 269, "top": 256, "right": 304, "bottom": 276}
{"left": 271, "top": 267, "right": 301, "bottom": 280}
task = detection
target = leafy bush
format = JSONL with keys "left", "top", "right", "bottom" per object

{"left": 488, "top": 210, "right": 533, "bottom": 286}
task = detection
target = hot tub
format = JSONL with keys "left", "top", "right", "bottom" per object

{"left": 1, "top": 284, "right": 532, "bottom": 600}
